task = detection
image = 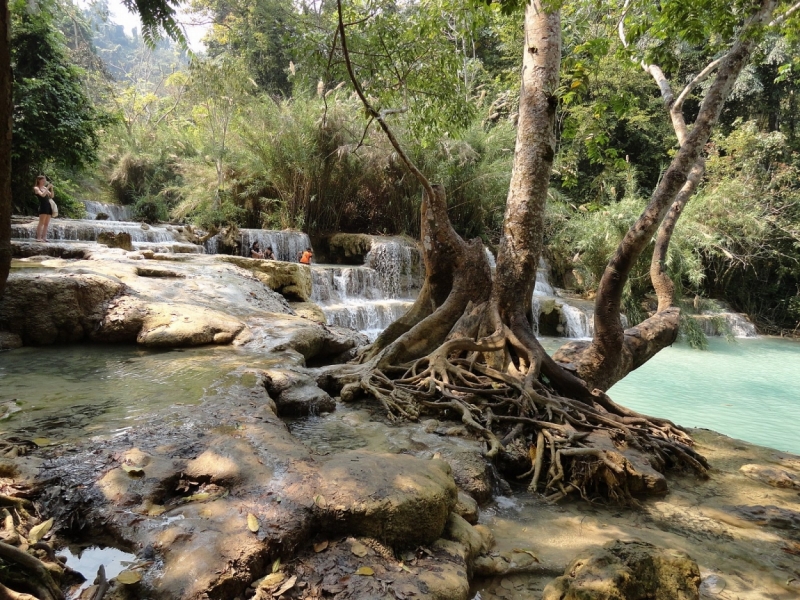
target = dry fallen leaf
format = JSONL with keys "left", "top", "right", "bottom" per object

{"left": 247, "top": 513, "right": 260, "bottom": 533}
{"left": 254, "top": 571, "right": 285, "bottom": 590}
{"left": 28, "top": 518, "right": 53, "bottom": 543}
{"left": 512, "top": 548, "right": 540, "bottom": 562}
{"left": 116, "top": 570, "right": 142, "bottom": 585}
{"left": 273, "top": 574, "right": 297, "bottom": 596}
{"left": 350, "top": 542, "right": 368, "bottom": 557}
{"left": 313, "top": 540, "right": 329, "bottom": 553}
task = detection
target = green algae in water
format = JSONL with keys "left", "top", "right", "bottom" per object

{"left": 608, "top": 337, "right": 800, "bottom": 455}
{"left": 0, "top": 345, "right": 233, "bottom": 442}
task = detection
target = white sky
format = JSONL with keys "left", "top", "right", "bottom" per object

{"left": 101, "top": 0, "right": 210, "bottom": 51}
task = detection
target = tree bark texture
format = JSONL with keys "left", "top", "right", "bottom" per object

{"left": 0, "top": 0, "right": 11, "bottom": 299}
{"left": 492, "top": 1, "right": 560, "bottom": 326}
{"left": 566, "top": 0, "right": 778, "bottom": 391}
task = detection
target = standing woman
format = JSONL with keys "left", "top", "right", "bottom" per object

{"left": 34, "top": 175, "right": 54, "bottom": 242}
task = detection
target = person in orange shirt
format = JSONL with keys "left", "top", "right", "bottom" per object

{"left": 299, "top": 248, "right": 313, "bottom": 264}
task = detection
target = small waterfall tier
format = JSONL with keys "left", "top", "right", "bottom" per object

{"left": 532, "top": 258, "right": 602, "bottom": 339}
{"left": 82, "top": 200, "right": 133, "bottom": 221}
{"left": 691, "top": 301, "right": 758, "bottom": 338}
{"left": 204, "top": 229, "right": 311, "bottom": 263}
{"left": 10, "top": 219, "right": 198, "bottom": 250}
{"left": 310, "top": 237, "right": 422, "bottom": 341}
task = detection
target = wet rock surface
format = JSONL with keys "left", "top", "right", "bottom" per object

{"left": 15, "top": 369, "right": 492, "bottom": 600}
{"left": 263, "top": 369, "right": 336, "bottom": 417}
{"left": 542, "top": 540, "right": 701, "bottom": 600}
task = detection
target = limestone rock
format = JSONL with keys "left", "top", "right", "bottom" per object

{"left": 542, "top": 540, "right": 701, "bottom": 600}
{"left": 455, "top": 490, "right": 479, "bottom": 524}
{"left": 135, "top": 303, "right": 246, "bottom": 347}
{"left": 11, "top": 240, "right": 91, "bottom": 259}
{"left": 0, "top": 332, "right": 22, "bottom": 350}
{"left": 215, "top": 255, "right": 312, "bottom": 301}
{"left": 0, "top": 273, "right": 124, "bottom": 345}
{"left": 313, "top": 452, "right": 458, "bottom": 547}
{"left": 288, "top": 301, "right": 326, "bottom": 324}
{"left": 740, "top": 464, "right": 800, "bottom": 489}
{"left": 262, "top": 368, "right": 335, "bottom": 417}
{"left": 443, "top": 512, "right": 484, "bottom": 563}
{"left": 97, "top": 231, "right": 133, "bottom": 251}
{"left": 731, "top": 504, "right": 800, "bottom": 533}
{"left": 314, "top": 233, "right": 374, "bottom": 264}
{"left": 441, "top": 449, "right": 495, "bottom": 504}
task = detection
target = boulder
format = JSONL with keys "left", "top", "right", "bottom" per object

{"left": 97, "top": 231, "right": 133, "bottom": 251}
{"left": 454, "top": 490, "right": 479, "bottom": 524}
{"left": 740, "top": 464, "right": 800, "bottom": 489}
{"left": 542, "top": 540, "right": 701, "bottom": 600}
{"left": 441, "top": 448, "right": 496, "bottom": 504}
{"left": 0, "top": 273, "right": 124, "bottom": 345}
{"left": 312, "top": 451, "right": 458, "bottom": 547}
{"left": 313, "top": 232, "right": 374, "bottom": 264}
{"left": 289, "top": 301, "right": 326, "bottom": 324}
{"left": 135, "top": 303, "right": 246, "bottom": 347}
{"left": 215, "top": 255, "right": 312, "bottom": 301}
{"left": 262, "top": 368, "right": 335, "bottom": 417}
{"left": 0, "top": 332, "right": 22, "bottom": 350}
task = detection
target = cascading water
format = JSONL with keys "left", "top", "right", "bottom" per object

{"left": 82, "top": 200, "right": 133, "bottom": 221}
{"left": 311, "top": 238, "right": 421, "bottom": 341}
{"left": 11, "top": 220, "right": 191, "bottom": 245}
{"left": 205, "top": 229, "right": 312, "bottom": 263}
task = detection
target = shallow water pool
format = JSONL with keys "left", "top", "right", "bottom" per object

{"left": 0, "top": 345, "right": 251, "bottom": 443}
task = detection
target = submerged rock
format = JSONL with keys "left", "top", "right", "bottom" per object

{"left": 542, "top": 540, "right": 701, "bottom": 600}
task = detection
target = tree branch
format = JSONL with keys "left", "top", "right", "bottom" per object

{"left": 335, "top": 0, "right": 433, "bottom": 199}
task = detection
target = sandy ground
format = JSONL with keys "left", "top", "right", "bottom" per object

{"left": 472, "top": 429, "right": 800, "bottom": 599}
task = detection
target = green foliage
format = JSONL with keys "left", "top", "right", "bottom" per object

{"left": 10, "top": 0, "right": 106, "bottom": 212}
{"left": 133, "top": 195, "right": 169, "bottom": 223}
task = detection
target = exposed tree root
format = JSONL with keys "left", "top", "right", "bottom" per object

{"left": 337, "top": 305, "right": 708, "bottom": 504}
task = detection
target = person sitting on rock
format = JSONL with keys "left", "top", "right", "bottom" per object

{"left": 299, "top": 247, "right": 313, "bottom": 265}
{"left": 264, "top": 246, "right": 275, "bottom": 260}
{"left": 251, "top": 241, "right": 264, "bottom": 259}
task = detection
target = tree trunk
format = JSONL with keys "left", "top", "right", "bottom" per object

{"left": 650, "top": 159, "right": 705, "bottom": 312}
{"left": 557, "top": 0, "right": 777, "bottom": 391}
{"left": 0, "top": 0, "right": 11, "bottom": 299}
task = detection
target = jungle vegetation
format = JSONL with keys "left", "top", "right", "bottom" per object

{"left": 0, "top": 0, "right": 798, "bottom": 339}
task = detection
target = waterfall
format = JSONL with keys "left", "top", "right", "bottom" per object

{"left": 693, "top": 312, "right": 758, "bottom": 338}
{"left": 210, "top": 229, "right": 312, "bottom": 262}
{"left": 561, "top": 304, "right": 593, "bottom": 338}
{"left": 83, "top": 201, "right": 133, "bottom": 221}
{"left": 12, "top": 220, "right": 183, "bottom": 244}
{"left": 310, "top": 237, "right": 421, "bottom": 341}
{"left": 364, "top": 239, "right": 418, "bottom": 299}
{"left": 484, "top": 247, "right": 496, "bottom": 269}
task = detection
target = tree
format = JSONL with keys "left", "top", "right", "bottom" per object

{"left": 10, "top": 0, "right": 103, "bottom": 211}
{"left": 331, "top": 0, "right": 796, "bottom": 502}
